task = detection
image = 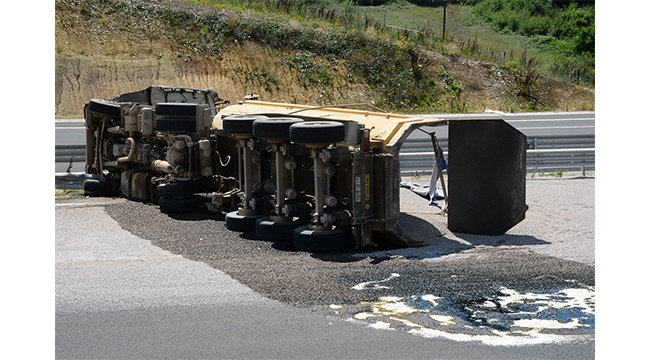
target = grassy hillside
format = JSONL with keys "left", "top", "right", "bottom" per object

{"left": 54, "top": 0, "right": 594, "bottom": 118}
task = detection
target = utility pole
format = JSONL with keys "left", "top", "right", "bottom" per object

{"left": 433, "top": 0, "right": 449, "bottom": 40}
{"left": 442, "top": 0, "right": 448, "bottom": 40}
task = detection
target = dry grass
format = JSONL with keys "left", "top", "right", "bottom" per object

{"left": 55, "top": 189, "right": 85, "bottom": 199}
{"left": 54, "top": 0, "right": 594, "bottom": 118}
{"left": 55, "top": 43, "right": 381, "bottom": 117}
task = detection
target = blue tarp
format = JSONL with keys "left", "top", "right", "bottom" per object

{"left": 400, "top": 180, "right": 445, "bottom": 201}
{"left": 400, "top": 143, "right": 447, "bottom": 204}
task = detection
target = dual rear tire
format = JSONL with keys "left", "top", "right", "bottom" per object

{"left": 288, "top": 121, "right": 348, "bottom": 251}
{"left": 83, "top": 179, "right": 119, "bottom": 197}
{"left": 225, "top": 211, "right": 265, "bottom": 232}
{"left": 293, "top": 225, "right": 349, "bottom": 252}
{"left": 157, "top": 182, "right": 204, "bottom": 214}
{"left": 159, "top": 196, "right": 205, "bottom": 214}
{"left": 254, "top": 217, "right": 309, "bottom": 242}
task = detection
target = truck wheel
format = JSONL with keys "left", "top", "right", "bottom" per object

{"left": 88, "top": 99, "right": 121, "bottom": 118}
{"left": 155, "top": 103, "right": 197, "bottom": 117}
{"left": 255, "top": 217, "right": 309, "bottom": 242}
{"left": 225, "top": 211, "right": 265, "bottom": 232}
{"left": 293, "top": 225, "right": 349, "bottom": 252}
{"left": 222, "top": 115, "right": 266, "bottom": 136}
{"left": 83, "top": 179, "right": 119, "bottom": 197}
{"left": 253, "top": 117, "right": 303, "bottom": 141}
{"left": 156, "top": 182, "right": 197, "bottom": 198}
{"left": 289, "top": 121, "right": 345, "bottom": 145}
{"left": 159, "top": 196, "right": 205, "bottom": 214}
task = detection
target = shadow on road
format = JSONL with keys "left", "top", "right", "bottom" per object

{"left": 309, "top": 212, "right": 550, "bottom": 264}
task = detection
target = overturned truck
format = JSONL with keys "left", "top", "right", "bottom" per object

{"left": 84, "top": 86, "right": 527, "bottom": 252}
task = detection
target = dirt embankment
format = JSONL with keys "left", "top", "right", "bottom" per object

{"left": 54, "top": 0, "right": 594, "bottom": 118}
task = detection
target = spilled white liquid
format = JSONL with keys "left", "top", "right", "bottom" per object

{"left": 352, "top": 273, "right": 400, "bottom": 290}
{"left": 337, "top": 276, "right": 595, "bottom": 346}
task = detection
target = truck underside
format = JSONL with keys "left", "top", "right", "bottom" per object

{"left": 84, "top": 86, "right": 527, "bottom": 252}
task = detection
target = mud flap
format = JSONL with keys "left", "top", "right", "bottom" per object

{"left": 447, "top": 119, "right": 527, "bottom": 235}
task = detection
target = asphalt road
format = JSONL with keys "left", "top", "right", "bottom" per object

{"left": 56, "top": 176, "right": 595, "bottom": 359}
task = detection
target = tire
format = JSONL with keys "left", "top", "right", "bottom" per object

{"left": 225, "top": 211, "right": 265, "bottom": 232}
{"left": 88, "top": 99, "right": 121, "bottom": 118}
{"left": 155, "top": 102, "right": 197, "bottom": 117}
{"left": 83, "top": 179, "right": 119, "bottom": 197}
{"left": 293, "top": 225, "right": 349, "bottom": 252}
{"left": 222, "top": 115, "right": 267, "bottom": 135}
{"left": 159, "top": 196, "right": 205, "bottom": 214}
{"left": 156, "top": 181, "right": 198, "bottom": 198}
{"left": 253, "top": 117, "right": 303, "bottom": 141}
{"left": 289, "top": 121, "right": 345, "bottom": 145}
{"left": 155, "top": 117, "right": 196, "bottom": 133}
{"left": 255, "top": 217, "right": 309, "bottom": 242}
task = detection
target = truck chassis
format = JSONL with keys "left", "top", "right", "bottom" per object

{"left": 84, "top": 86, "right": 528, "bottom": 251}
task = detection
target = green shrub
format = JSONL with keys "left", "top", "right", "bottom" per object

{"left": 469, "top": 0, "right": 594, "bottom": 58}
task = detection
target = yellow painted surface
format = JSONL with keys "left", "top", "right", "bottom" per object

{"left": 214, "top": 100, "right": 445, "bottom": 151}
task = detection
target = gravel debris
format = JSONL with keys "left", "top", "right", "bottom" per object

{"left": 105, "top": 177, "right": 595, "bottom": 312}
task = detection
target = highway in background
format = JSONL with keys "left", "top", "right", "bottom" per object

{"left": 55, "top": 112, "right": 595, "bottom": 173}
{"left": 415, "top": 111, "right": 595, "bottom": 139}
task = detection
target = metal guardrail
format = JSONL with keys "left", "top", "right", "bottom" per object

{"left": 55, "top": 135, "right": 596, "bottom": 183}
{"left": 55, "top": 145, "right": 86, "bottom": 163}
{"left": 55, "top": 172, "right": 97, "bottom": 189}
{"left": 400, "top": 134, "right": 595, "bottom": 176}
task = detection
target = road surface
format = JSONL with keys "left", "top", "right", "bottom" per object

{"left": 56, "top": 177, "right": 595, "bottom": 359}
